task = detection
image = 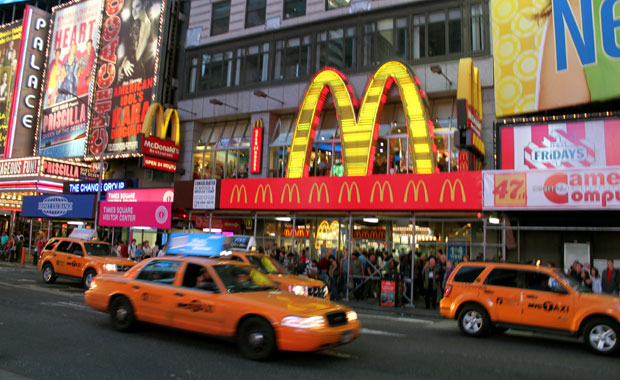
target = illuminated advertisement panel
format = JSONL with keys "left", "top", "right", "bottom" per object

{"left": 91, "top": 0, "right": 166, "bottom": 157}
{"left": 499, "top": 119, "right": 620, "bottom": 170}
{"left": 5, "top": 6, "right": 51, "bottom": 159}
{"left": 37, "top": 0, "right": 104, "bottom": 158}
{"left": 0, "top": 21, "right": 22, "bottom": 157}
{"left": 286, "top": 61, "right": 436, "bottom": 178}
{"left": 492, "top": 0, "right": 620, "bottom": 117}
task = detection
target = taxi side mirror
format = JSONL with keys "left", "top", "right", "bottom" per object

{"left": 551, "top": 283, "right": 568, "bottom": 294}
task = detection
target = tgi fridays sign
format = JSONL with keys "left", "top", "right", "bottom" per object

{"left": 499, "top": 119, "right": 620, "bottom": 170}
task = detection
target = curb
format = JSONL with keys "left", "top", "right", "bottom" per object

{"left": 339, "top": 300, "right": 443, "bottom": 319}
{"left": 0, "top": 262, "right": 38, "bottom": 271}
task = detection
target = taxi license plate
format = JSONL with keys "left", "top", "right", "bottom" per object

{"left": 340, "top": 330, "right": 353, "bottom": 343}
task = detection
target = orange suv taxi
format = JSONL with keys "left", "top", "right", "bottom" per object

{"left": 441, "top": 262, "right": 620, "bottom": 355}
{"left": 84, "top": 256, "right": 361, "bottom": 360}
{"left": 220, "top": 251, "right": 329, "bottom": 299}
{"left": 39, "top": 237, "right": 136, "bottom": 289}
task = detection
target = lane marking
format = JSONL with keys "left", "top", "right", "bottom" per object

{"left": 40, "top": 301, "right": 96, "bottom": 313}
{"left": 17, "top": 279, "right": 36, "bottom": 282}
{"left": 360, "top": 328, "right": 405, "bottom": 337}
{"left": 358, "top": 313, "right": 435, "bottom": 325}
{"left": 320, "top": 350, "right": 358, "bottom": 359}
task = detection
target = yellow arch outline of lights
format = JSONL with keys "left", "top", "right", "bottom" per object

{"left": 286, "top": 61, "right": 436, "bottom": 178}
{"left": 141, "top": 103, "right": 181, "bottom": 145}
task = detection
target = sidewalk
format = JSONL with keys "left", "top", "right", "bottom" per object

{"left": 337, "top": 298, "right": 442, "bottom": 319}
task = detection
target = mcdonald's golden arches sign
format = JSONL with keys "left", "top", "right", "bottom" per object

{"left": 286, "top": 61, "right": 436, "bottom": 178}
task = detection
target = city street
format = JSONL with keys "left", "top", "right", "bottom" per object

{"left": 0, "top": 263, "right": 618, "bottom": 380}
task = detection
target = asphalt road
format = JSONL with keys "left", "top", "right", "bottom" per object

{"left": 0, "top": 263, "right": 618, "bottom": 380}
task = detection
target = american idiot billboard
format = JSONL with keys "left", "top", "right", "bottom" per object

{"left": 91, "top": 0, "right": 166, "bottom": 157}
{"left": 0, "top": 21, "right": 22, "bottom": 157}
{"left": 37, "top": 0, "right": 104, "bottom": 158}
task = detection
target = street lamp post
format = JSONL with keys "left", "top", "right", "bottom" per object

{"left": 58, "top": 89, "right": 106, "bottom": 236}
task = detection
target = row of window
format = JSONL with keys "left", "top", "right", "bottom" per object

{"left": 454, "top": 266, "right": 565, "bottom": 293}
{"left": 213, "top": 0, "right": 353, "bottom": 36}
{"left": 189, "top": 1, "right": 488, "bottom": 95}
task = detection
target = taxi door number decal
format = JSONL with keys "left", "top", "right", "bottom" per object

{"left": 177, "top": 299, "right": 214, "bottom": 313}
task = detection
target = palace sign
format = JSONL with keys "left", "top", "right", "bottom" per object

{"left": 220, "top": 172, "right": 481, "bottom": 211}
{"left": 286, "top": 61, "right": 436, "bottom": 178}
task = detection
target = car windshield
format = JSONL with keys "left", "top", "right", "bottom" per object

{"left": 84, "top": 243, "right": 119, "bottom": 257}
{"left": 247, "top": 255, "right": 286, "bottom": 275}
{"left": 554, "top": 269, "right": 592, "bottom": 293}
{"left": 214, "top": 264, "right": 277, "bottom": 293}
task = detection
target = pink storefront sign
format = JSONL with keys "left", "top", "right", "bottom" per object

{"left": 99, "top": 201, "right": 172, "bottom": 229}
{"left": 106, "top": 188, "right": 174, "bottom": 203}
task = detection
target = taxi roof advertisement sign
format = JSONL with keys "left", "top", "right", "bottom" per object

{"left": 166, "top": 233, "right": 225, "bottom": 256}
{"left": 37, "top": 0, "right": 104, "bottom": 158}
{"left": 491, "top": 0, "right": 620, "bottom": 117}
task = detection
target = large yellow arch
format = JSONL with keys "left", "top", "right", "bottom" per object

{"left": 286, "top": 61, "right": 436, "bottom": 178}
{"left": 141, "top": 103, "right": 180, "bottom": 145}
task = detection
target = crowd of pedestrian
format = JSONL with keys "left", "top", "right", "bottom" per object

{"left": 566, "top": 259, "right": 619, "bottom": 295}
{"left": 115, "top": 238, "right": 167, "bottom": 261}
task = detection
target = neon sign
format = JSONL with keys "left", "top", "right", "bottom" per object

{"left": 286, "top": 61, "right": 436, "bottom": 178}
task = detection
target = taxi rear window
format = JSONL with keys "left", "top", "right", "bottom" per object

{"left": 453, "top": 266, "right": 485, "bottom": 283}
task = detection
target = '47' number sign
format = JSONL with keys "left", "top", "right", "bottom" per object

{"left": 493, "top": 173, "right": 527, "bottom": 207}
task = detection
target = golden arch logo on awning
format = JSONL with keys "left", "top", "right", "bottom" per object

{"left": 309, "top": 183, "right": 329, "bottom": 203}
{"left": 286, "top": 61, "right": 436, "bottom": 178}
{"left": 440, "top": 179, "right": 466, "bottom": 203}
{"left": 370, "top": 181, "right": 394, "bottom": 203}
{"left": 404, "top": 180, "right": 429, "bottom": 203}
{"left": 255, "top": 184, "right": 273, "bottom": 203}
{"left": 281, "top": 183, "right": 300, "bottom": 204}
{"left": 339, "top": 182, "right": 360, "bottom": 203}
{"left": 230, "top": 185, "right": 248, "bottom": 204}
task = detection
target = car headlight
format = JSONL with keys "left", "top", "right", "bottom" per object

{"left": 346, "top": 311, "right": 358, "bottom": 322}
{"left": 103, "top": 264, "right": 117, "bottom": 272}
{"left": 288, "top": 285, "right": 308, "bottom": 297}
{"left": 281, "top": 316, "right": 326, "bottom": 329}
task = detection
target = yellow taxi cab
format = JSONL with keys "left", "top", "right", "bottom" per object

{"left": 220, "top": 251, "right": 329, "bottom": 300}
{"left": 38, "top": 234, "right": 136, "bottom": 289}
{"left": 84, "top": 256, "right": 361, "bottom": 360}
{"left": 440, "top": 262, "right": 620, "bottom": 355}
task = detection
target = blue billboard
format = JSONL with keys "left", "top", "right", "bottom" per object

{"left": 21, "top": 194, "right": 95, "bottom": 219}
{"left": 167, "top": 233, "right": 225, "bottom": 256}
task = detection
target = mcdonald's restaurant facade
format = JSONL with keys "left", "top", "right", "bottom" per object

{"left": 177, "top": 0, "right": 620, "bottom": 271}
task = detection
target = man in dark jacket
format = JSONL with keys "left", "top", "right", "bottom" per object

{"left": 601, "top": 260, "right": 619, "bottom": 296}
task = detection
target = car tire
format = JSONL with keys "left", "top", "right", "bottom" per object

{"left": 238, "top": 317, "right": 276, "bottom": 361}
{"left": 458, "top": 304, "right": 490, "bottom": 337}
{"left": 83, "top": 269, "right": 96, "bottom": 289}
{"left": 41, "top": 263, "right": 56, "bottom": 284}
{"left": 110, "top": 296, "right": 135, "bottom": 332}
{"left": 583, "top": 318, "right": 619, "bottom": 356}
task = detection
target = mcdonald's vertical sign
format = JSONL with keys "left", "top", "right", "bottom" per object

{"left": 250, "top": 118, "right": 263, "bottom": 174}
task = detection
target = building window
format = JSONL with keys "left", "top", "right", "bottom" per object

{"left": 193, "top": 120, "right": 251, "bottom": 180}
{"left": 284, "top": 0, "right": 306, "bottom": 19}
{"left": 412, "top": 15, "right": 425, "bottom": 59}
{"left": 428, "top": 12, "right": 446, "bottom": 57}
{"left": 316, "top": 27, "right": 356, "bottom": 71}
{"left": 395, "top": 17, "right": 408, "bottom": 60}
{"left": 274, "top": 35, "right": 311, "bottom": 80}
{"left": 362, "top": 23, "right": 376, "bottom": 67}
{"left": 326, "top": 0, "right": 350, "bottom": 11}
{"left": 471, "top": 3, "right": 485, "bottom": 51}
{"left": 211, "top": 1, "right": 231, "bottom": 36}
{"left": 235, "top": 43, "right": 270, "bottom": 85}
{"left": 448, "top": 8, "right": 462, "bottom": 54}
{"left": 246, "top": 0, "right": 266, "bottom": 28}
{"left": 269, "top": 116, "right": 295, "bottom": 177}
{"left": 198, "top": 51, "right": 234, "bottom": 91}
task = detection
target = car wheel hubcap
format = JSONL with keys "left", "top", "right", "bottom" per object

{"left": 85, "top": 274, "right": 94, "bottom": 288}
{"left": 116, "top": 307, "right": 128, "bottom": 322}
{"left": 43, "top": 267, "right": 51, "bottom": 281}
{"left": 248, "top": 331, "right": 264, "bottom": 350}
{"left": 463, "top": 311, "right": 483, "bottom": 333}
{"left": 589, "top": 325, "right": 616, "bottom": 352}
